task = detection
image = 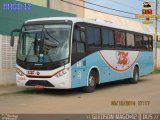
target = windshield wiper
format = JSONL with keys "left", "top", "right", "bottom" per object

{"left": 43, "top": 27, "right": 60, "bottom": 46}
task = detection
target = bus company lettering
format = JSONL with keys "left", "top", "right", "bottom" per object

{"left": 27, "top": 70, "right": 34, "bottom": 75}
{"left": 117, "top": 51, "right": 129, "bottom": 65}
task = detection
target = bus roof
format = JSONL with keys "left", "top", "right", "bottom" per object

{"left": 25, "top": 17, "right": 153, "bottom": 35}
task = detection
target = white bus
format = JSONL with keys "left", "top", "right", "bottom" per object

{"left": 10, "top": 17, "right": 153, "bottom": 92}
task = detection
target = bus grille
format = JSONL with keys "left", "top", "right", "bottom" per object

{"left": 25, "top": 80, "right": 54, "bottom": 87}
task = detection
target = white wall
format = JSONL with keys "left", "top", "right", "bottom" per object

{"left": 0, "top": 69, "right": 16, "bottom": 85}
{"left": 0, "top": 34, "right": 17, "bottom": 85}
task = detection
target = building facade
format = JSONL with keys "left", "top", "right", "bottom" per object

{"left": 16, "top": 0, "right": 48, "bottom": 7}
{"left": 49, "top": 0, "right": 84, "bottom": 17}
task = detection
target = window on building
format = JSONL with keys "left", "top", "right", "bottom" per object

{"left": 115, "top": 30, "right": 126, "bottom": 48}
{"left": 86, "top": 27, "right": 101, "bottom": 46}
{"left": 126, "top": 33, "right": 135, "bottom": 48}
{"left": 102, "top": 29, "right": 114, "bottom": 48}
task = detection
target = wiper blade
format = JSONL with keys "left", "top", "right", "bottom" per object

{"left": 44, "top": 39, "right": 58, "bottom": 48}
{"left": 43, "top": 27, "right": 60, "bottom": 45}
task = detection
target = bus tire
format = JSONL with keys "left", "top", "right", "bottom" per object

{"left": 82, "top": 71, "right": 96, "bottom": 93}
{"left": 129, "top": 67, "right": 139, "bottom": 84}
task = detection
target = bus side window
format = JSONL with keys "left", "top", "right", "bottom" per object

{"left": 73, "top": 29, "right": 81, "bottom": 42}
{"left": 86, "top": 27, "right": 101, "bottom": 47}
{"left": 77, "top": 42, "right": 85, "bottom": 53}
{"left": 126, "top": 33, "right": 135, "bottom": 49}
{"left": 102, "top": 29, "right": 114, "bottom": 48}
{"left": 77, "top": 31, "right": 86, "bottom": 53}
{"left": 148, "top": 36, "right": 153, "bottom": 50}
{"left": 143, "top": 36, "right": 149, "bottom": 49}
{"left": 81, "top": 31, "right": 86, "bottom": 42}
{"left": 72, "top": 27, "right": 85, "bottom": 54}
{"left": 72, "top": 41, "right": 77, "bottom": 54}
{"left": 135, "top": 34, "right": 143, "bottom": 49}
{"left": 86, "top": 27, "right": 94, "bottom": 46}
{"left": 115, "top": 30, "right": 126, "bottom": 48}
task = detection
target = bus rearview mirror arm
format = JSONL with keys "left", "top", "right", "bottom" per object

{"left": 10, "top": 29, "right": 21, "bottom": 47}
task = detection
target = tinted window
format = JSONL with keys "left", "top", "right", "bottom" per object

{"left": 86, "top": 27, "right": 94, "bottom": 45}
{"left": 148, "top": 36, "right": 153, "bottom": 49}
{"left": 72, "top": 41, "right": 76, "bottom": 53}
{"left": 72, "top": 27, "right": 86, "bottom": 54}
{"left": 86, "top": 27, "right": 101, "bottom": 46}
{"left": 135, "top": 34, "right": 143, "bottom": 48}
{"left": 115, "top": 30, "right": 126, "bottom": 48}
{"left": 73, "top": 29, "right": 81, "bottom": 42}
{"left": 126, "top": 33, "right": 135, "bottom": 48}
{"left": 81, "top": 31, "right": 86, "bottom": 42}
{"left": 102, "top": 29, "right": 114, "bottom": 48}
{"left": 77, "top": 43, "right": 85, "bottom": 53}
{"left": 143, "top": 36, "right": 149, "bottom": 49}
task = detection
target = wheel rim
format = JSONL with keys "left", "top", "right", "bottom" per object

{"left": 88, "top": 76, "right": 95, "bottom": 87}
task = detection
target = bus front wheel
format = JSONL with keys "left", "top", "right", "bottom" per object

{"left": 129, "top": 67, "right": 139, "bottom": 84}
{"left": 82, "top": 71, "right": 96, "bottom": 93}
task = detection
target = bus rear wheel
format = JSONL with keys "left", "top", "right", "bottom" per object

{"left": 129, "top": 67, "right": 139, "bottom": 84}
{"left": 82, "top": 71, "right": 96, "bottom": 93}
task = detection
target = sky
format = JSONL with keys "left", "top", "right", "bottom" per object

{"left": 85, "top": 0, "right": 160, "bottom": 32}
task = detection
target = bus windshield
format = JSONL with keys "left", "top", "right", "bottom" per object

{"left": 17, "top": 24, "right": 71, "bottom": 63}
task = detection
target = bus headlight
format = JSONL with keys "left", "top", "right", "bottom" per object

{"left": 55, "top": 70, "right": 67, "bottom": 78}
{"left": 16, "top": 68, "right": 24, "bottom": 76}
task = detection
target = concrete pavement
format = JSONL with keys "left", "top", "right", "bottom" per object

{"left": 0, "top": 73, "right": 160, "bottom": 113}
{"left": 0, "top": 85, "right": 26, "bottom": 95}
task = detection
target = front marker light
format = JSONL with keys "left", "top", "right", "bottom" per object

{"left": 55, "top": 70, "right": 67, "bottom": 78}
{"left": 16, "top": 68, "right": 24, "bottom": 76}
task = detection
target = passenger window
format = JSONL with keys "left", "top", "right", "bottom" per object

{"left": 115, "top": 30, "right": 126, "bottom": 48}
{"left": 72, "top": 41, "right": 76, "bottom": 54}
{"left": 148, "top": 36, "right": 153, "bottom": 49}
{"left": 94, "top": 28, "right": 101, "bottom": 46}
{"left": 135, "top": 34, "right": 143, "bottom": 49}
{"left": 86, "top": 27, "right": 94, "bottom": 45}
{"left": 86, "top": 27, "right": 101, "bottom": 46}
{"left": 73, "top": 29, "right": 81, "bottom": 42}
{"left": 81, "top": 31, "right": 86, "bottom": 42}
{"left": 77, "top": 43, "right": 85, "bottom": 53}
{"left": 102, "top": 29, "right": 114, "bottom": 48}
{"left": 126, "top": 33, "right": 135, "bottom": 48}
{"left": 143, "top": 36, "right": 149, "bottom": 49}
{"left": 72, "top": 26, "right": 86, "bottom": 54}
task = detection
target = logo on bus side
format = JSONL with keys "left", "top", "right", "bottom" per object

{"left": 99, "top": 50, "right": 140, "bottom": 72}
{"left": 117, "top": 51, "right": 129, "bottom": 65}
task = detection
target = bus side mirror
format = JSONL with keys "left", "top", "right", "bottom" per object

{"left": 10, "top": 36, "right": 15, "bottom": 47}
{"left": 10, "top": 29, "right": 21, "bottom": 47}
